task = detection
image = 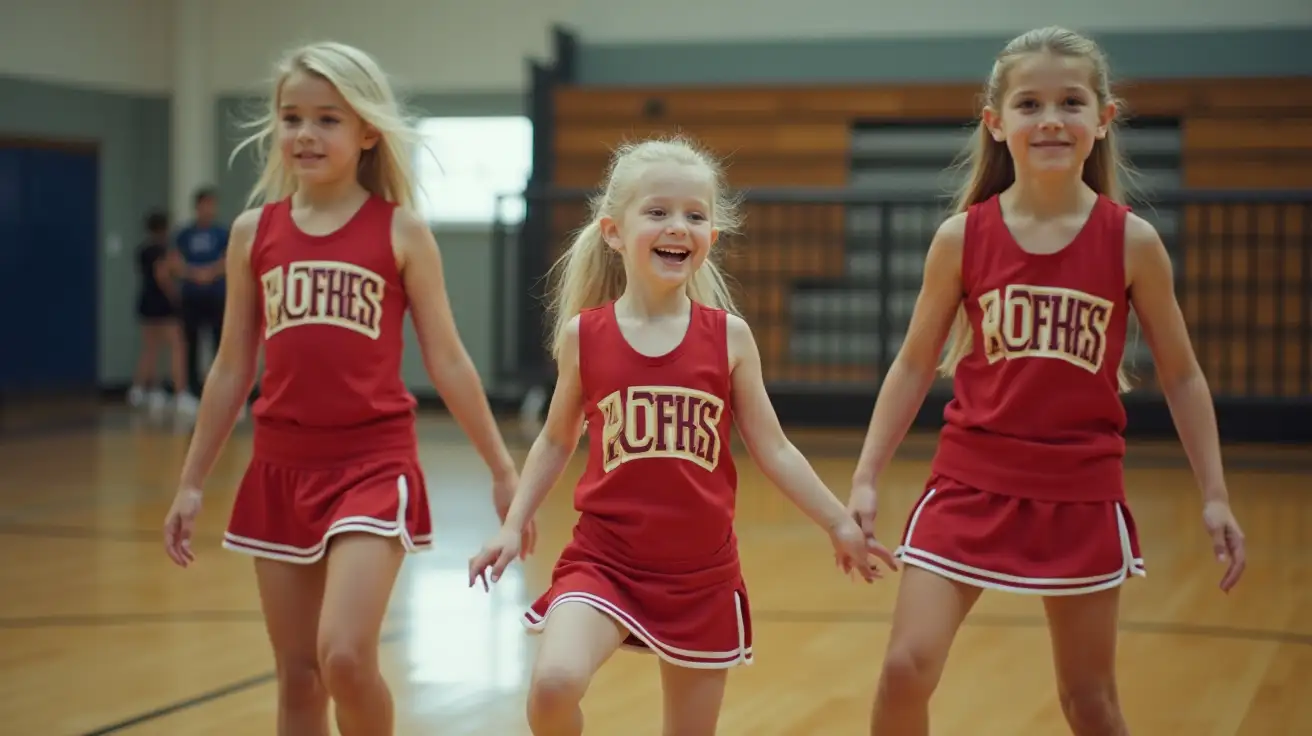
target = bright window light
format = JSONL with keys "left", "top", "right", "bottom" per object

{"left": 414, "top": 116, "right": 533, "bottom": 226}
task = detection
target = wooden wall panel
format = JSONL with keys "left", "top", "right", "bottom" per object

{"left": 547, "top": 76, "right": 1312, "bottom": 393}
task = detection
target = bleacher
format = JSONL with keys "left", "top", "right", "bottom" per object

{"left": 494, "top": 30, "right": 1312, "bottom": 442}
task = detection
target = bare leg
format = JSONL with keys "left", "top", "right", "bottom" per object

{"left": 1044, "top": 588, "right": 1130, "bottom": 735}
{"left": 253, "top": 557, "right": 330, "bottom": 736}
{"left": 526, "top": 602, "right": 627, "bottom": 736}
{"left": 658, "top": 660, "right": 729, "bottom": 736}
{"left": 133, "top": 325, "right": 161, "bottom": 388}
{"left": 316, "top": 533, "right": 406, "bottom": 736}
{"left": 870, "top": 566, "right": 983, "bottom": 736}
{"left": 164, "top": 320, "right": 188, "bottom": 397}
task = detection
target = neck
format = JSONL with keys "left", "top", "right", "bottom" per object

{"left": 616, "top": 279, "right": 689, "bottom": 319}
{"left": 294, "top": 177, "right": 370, "bottom": 210}
{"left": 1006, "top": 171, "right": 1092, "bottom": 218}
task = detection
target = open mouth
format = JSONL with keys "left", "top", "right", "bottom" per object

{"left": 654, "top": 246, "right": 690, "bottom": 264}
{"left": 295, "top": 152, "right": 326, "bottom": 161}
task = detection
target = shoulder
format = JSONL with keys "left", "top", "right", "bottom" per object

{"left": 724, "top": 312, "right": 758, "bottom": 368}
{"left": 934, "top": 211, "right": 969, "bottom": 248}
{"left": 228, "top": 207, "right": 266, "bottom": 256}
{"left": 724, "top": 312, "right": 752, "bottom": 342}
{"left": 557, "top": 313, "right": 584, "bottom": 363}
{"left": 1122, "top": 210, "right": 1170, "bottom": 281}
{"left": 1122, "top": 210, "right": 1162, "bottom": 248}
{"left": 389, "top": 206, "right": 437, "bottom": 259}
{"left": 925, "top": 212, "right": 967, "bottom": 273}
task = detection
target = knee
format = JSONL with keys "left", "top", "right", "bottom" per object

{"left": 318, "top": 640, "right": 379, "bottom": 702}
{"left": 878, "top": 643, "right": 944, "bottom": 703}
{"left": 1059, "top": 682, "right": 1121, "bottom": 734}
{"left": 527, "top": 662, "right": 590, "bottom": 719}
{"left": 276, "top": 658, "right": 326, "bottom": 710}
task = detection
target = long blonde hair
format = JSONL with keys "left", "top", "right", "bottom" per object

{"left": 939, "top": 26, "right": 1134, "bottom": 392}
{"left": 230, "top": 41, "right": 420, "bottom": 211}
{"left": 546, "top": 135, "right": 741, "bottom": 360}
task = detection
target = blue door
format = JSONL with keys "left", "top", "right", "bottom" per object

{"left": 0, "top": 144, "right": 99, "bottom": 393}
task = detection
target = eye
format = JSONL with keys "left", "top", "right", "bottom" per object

{"left": 646, "top": 208, "right": 666, "bottom": 217}
{"left": 281, "top": 114, "right": 302, "bottom": 124}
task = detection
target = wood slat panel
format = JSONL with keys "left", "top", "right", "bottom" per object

{"left": 1184, "top": 117, "right": 1312, "bottom": 152}
{"left": 556, "top": 122, "right": 851, "bottom": 157}
{"left": 1183, "top": 159, "right": 1312, "bottom": 189}
{"left": 555, "top": 159, "right": 849, "bottom": 189}
{"left": 555, "top": 77, "right": 1312, "bottom": 123}
{"left": 549, "top": 76, "right": 1312, "bottom": 386}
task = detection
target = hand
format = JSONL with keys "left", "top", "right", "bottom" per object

{"left": 1202, "top": 499, "right": 1246, "bottom": 593}
{"left": 491, "top": 470, "right": 536, "bottom": 560}
{"left": 836, "top": 482, "right": 899, "bottom": 579}
{"left": 829, "top": 515, "right": 898, "bottom": 583}
{"left": 163, "top": 488, "right": 203, "bottom": 568}
{"left": 468, "top": 525, "right": 523, "bottom": 591}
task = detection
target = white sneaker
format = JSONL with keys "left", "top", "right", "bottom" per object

{"left": 147, "top": 389, "right": 171, "bottom": 411}
{"left": 174, "top": 392, "right": 200, "bottom": 416}
{"left": 127, "top": 385, "right": 146, "bottom": 407}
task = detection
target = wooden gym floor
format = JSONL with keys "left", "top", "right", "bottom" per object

{"left": 1, "top": 406, "right": 1309, "bottom": 735}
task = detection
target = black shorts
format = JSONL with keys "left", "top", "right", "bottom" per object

{"left": 138, "top": 292, "right": 176, "bottom": 322}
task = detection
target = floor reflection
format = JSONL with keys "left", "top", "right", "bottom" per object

{"left": 398, "top": 560, "right": 532, "bottom": 691}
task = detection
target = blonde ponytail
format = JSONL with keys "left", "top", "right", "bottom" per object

{"left": 546, "top": 134, "right": 740, "bottom": 361}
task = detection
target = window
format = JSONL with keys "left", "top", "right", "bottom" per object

{"left": 414, "top": 116, "right": 533, "bottom": 226}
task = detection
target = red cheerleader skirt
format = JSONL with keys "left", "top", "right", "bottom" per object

{"left": 523, "top": 515, "right": 753, "bottom": 669}
{"left": 894, "top": 473, "right": 1145, "bottom": 596}
{"left": 222, "top": 418, "right": 433, "bottom": 564}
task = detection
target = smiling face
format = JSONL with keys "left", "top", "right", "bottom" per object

{"left": 983, "top": 51, "right": 1114, "bottom": 178}
{"left": 600, "top": 161, "right": 719, "bottom": 291}
{"left": 276, "top": 69, "right": 378, "bottom": 187}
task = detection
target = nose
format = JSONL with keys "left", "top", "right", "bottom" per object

{"left": 665, "top": 217, "right": 689, "bottom": 235}
{"left": 1038, "top": 106, "right": 1063, "bottom": 129}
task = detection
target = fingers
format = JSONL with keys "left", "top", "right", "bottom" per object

{"left": 1219, "top": 524, "right": 1247, "bottom": 593}
{"left": 467, "top": 549, "right": 497, "bottom": 589}
{"left": 163, "top": 515, "right": 193, "bottom": 568}
{"left": 1208, "top": 524, "right": 1229, "bottom": 563}
{"left": 866, "top": 539, "right": 900, "bottom": 572}
{"left": 490, "top": 545, "right": 517, "bottom": 584}
{"left": 857, "top": 509, "right": 876, "bottom": 538}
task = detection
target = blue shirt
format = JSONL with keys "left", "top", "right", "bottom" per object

{"left": 175, "top": 223, "right": 229, "bottom": 297}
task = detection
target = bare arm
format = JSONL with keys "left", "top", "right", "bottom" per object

{"left": 394, "top": 210, "right": 515, "bottom": 482}
{"left": 1125, "top": 213, "right": 1245, "bottom": 590}
{"left": 727, "top": 314, "right": 848, "bottom": 532}
{"left": 501, "top": 317, "right": 586, "bottom": 532}
{"left": 851, "top": 214, "right": 966, "bottom": 489}
{"left": 1125, "top": 214, "right": 1226, "bottom": 503}
{"left": 177, "top": 209, "right": 264, "bottom": 491}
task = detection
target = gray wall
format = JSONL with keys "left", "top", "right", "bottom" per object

{"left": 6, "top": 25, "right": 1310, "bottom": 392}
{"left": 577, "top": 27, "right": 1312, "bottom": 85}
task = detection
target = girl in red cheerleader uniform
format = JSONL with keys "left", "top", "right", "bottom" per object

{"left": 160, "top": 41, "right": 533, "bottom": 736}
{"left": 469, "top": 135, "right": 897, "bottom": 735}
{"left": 847, "top": 26, "right": 1248, "bottom": 736}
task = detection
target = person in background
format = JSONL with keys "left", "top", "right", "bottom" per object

{"left": 128, "top": 210, "right": 189, "bottom": 413}
{"left": 173, "top": 186, "right": 229, "bottom": 413}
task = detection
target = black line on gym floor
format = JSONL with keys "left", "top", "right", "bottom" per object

{"left": 62, "top": 607, "right": 1312, "bottom": 734}
{"left": 76, "top": 630, "right": 404, "bottom": 736}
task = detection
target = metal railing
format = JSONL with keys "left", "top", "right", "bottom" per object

{"left": 491, "top": 187, "right": 1312, "bottom": 441}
